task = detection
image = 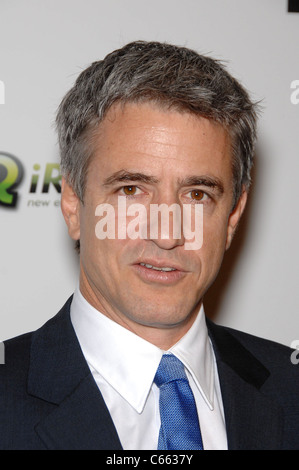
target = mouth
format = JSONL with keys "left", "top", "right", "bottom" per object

{"left": 139, "top": 262, "right": 177, "bottom": 272}
{"left": 132, "top": 260, "right": 187, "bottom": 284}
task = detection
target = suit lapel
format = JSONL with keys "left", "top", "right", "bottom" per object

{"left": 28, "top": 298, "right": 122, "bottom": 450}
{"left": 207, "top": 320, "right": 284, "bottom": 450}
{"left": 35, "top": 374, "right": 122, "bottom": 450}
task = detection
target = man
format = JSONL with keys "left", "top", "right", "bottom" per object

{"left": 1, "top": 41, "right": 298, "bottom": 450}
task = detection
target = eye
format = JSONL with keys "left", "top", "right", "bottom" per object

{"left": 120, "top": 185, "right": 141, "bottom": 196}
{"left": 189, "top": 189, "right": 207, "bottom": 202}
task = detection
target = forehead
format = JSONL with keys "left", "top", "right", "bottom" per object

{"left": 90, "top": 101, "right": 232, "bottom": 179}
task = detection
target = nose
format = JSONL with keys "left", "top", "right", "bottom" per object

{"left": 147, "top": 199, "right": 185, "bottom": 250}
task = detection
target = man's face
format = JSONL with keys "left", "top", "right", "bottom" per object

{"left": 62, "top": 102, "right": 247, "bottom": 347}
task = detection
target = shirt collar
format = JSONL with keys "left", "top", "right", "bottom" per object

{"left": 70, "top": 287, "right": 215, "bottom": 413}
{"left": 169, "top": 311, "right": 215, "bottom": 410}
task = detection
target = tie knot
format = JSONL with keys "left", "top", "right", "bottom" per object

{"left": 154, "top": 354, "right": 187, "bottom": 388}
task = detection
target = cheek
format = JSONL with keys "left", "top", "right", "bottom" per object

{"left": 83, "top": 236, "right": 133, "bottom": 281}
{"left": 80, "top": 239, "right": 121, "bottom": 296}
{"left": 201, "top": 216, "right": 229, "bottom": 265}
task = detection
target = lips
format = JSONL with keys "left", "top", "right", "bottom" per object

{"left": 132, "top": 259, "right": 187, "bottom": 284}
{"left": 139, "top": 262, "right": 177, "bottom": 272}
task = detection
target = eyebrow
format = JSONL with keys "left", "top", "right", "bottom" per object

{"left": 179, "top": 175, "right": 225, "bottom": 195}
{"left": 103, "top": 170, "right": 159, "bottom": 186}
{"left": 103, "top": 170, "right": 224, "bottom": 194}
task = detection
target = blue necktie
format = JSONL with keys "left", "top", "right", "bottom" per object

{"left": 154, "top": 354, "right": 204, "bottom": 450}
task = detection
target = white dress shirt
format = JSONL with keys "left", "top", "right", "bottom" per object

{"left": 70, "top": 287, "right": 228, "bottom": 450}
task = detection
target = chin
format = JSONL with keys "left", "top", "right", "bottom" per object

{"left": 132, "top": 306, "right": 194, "bottom": 329}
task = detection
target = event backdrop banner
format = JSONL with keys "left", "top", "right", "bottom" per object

{"left": 0, "top": 0, "right": 298, "bottom": 348}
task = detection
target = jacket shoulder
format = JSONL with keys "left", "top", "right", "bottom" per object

{"left": 210, "top": 321, "right": 294, "bottom": 366}
{"left": 1, "top": 331, "right": 33, "bottom": 380}
{"left": 0, "top": 299, "right": 73, "bottom": 449}
{"left": 208, "top": 319, "right": 299, "bottom": 398}
{"left": 0, "top": 296, "right": 73, "bottom": 384}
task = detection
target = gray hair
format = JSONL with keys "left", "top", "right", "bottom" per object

{"left": 56, "top": 40, "right": 259, "bottom": 208}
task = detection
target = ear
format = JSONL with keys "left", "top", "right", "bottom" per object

{"left": 61, "top": 177, "right": 81, "bottom": 241}
{"left": 225, "top": 187, "right": 248, "bottom": 250}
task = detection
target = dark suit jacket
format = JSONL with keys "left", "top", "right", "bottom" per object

{"left": 1, "top": 296, "right": 299, "bottom": 450}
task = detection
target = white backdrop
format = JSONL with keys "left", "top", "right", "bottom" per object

{"left": 0, "top": 0, "right": 298, "bottom": 346}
